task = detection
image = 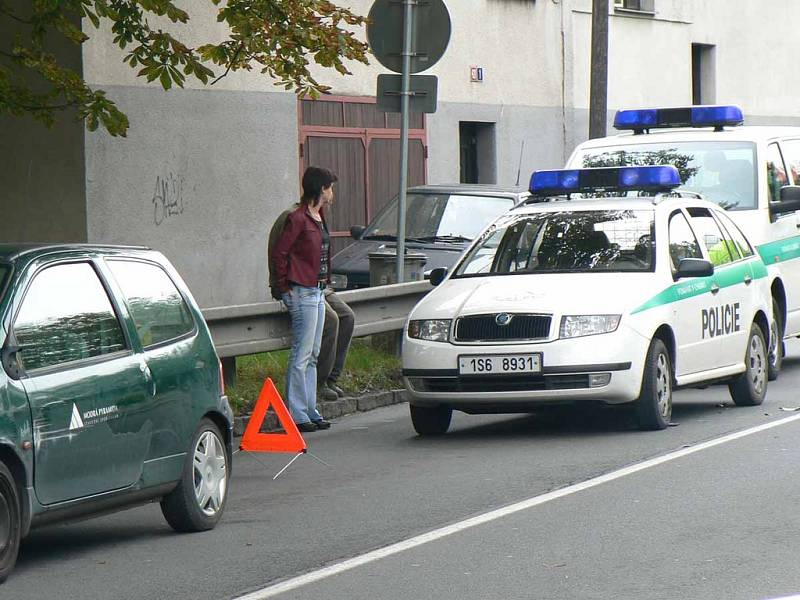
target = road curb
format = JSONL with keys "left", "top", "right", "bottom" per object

{"left": 233, "top": 389, "right": 409, "bottom": 435}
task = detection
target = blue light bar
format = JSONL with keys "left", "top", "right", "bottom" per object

{"left": 529, "top": 166, "right": 681, "bottom": 197}
{"left": 613, "top": 105, "right": 744, "bottom": 132}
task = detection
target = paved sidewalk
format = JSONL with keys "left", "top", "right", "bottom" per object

{"left": 232, "top": 388, "right": 408, "bottom": 435}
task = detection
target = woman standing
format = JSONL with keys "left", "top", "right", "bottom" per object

{"left": 272, "top": 166, "right": 337, "bottom": 432}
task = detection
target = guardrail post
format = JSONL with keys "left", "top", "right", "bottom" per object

{"left": 221, "top": 356, "right": 237, "bottom": 388}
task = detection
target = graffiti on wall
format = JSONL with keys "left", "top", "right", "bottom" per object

{"left": 152, "top": 173, "right": 186, "bottom": 226}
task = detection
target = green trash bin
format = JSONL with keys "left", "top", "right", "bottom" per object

{"left": 368, "top": 250, "right": 428, "bottom": 286}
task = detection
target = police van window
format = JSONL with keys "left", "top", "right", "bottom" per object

{"left": 714, "top": 210, "right": 754, "bottom": 258}
{"left": 14, "top": 262, "right": 127, "bottom": 371}
{"left": 766, "top": 143, "right": 789, "bottom": 204}
{"left": 779, "top": 139, "right": 800, "bottom": 186}
{"left": 668, "top": 212, "right": 703, "bottom": 270}
{"left": 687, "top": 208, "right": 735, "bottom": 266}
{"left": 455, "top": 209, "right": 655, "bottom": 276}
{"left": 575, "top": 141, "right": 757, "bottom": 210}
{"left": 107, "top": 260, "right": 195, "bottom": 347}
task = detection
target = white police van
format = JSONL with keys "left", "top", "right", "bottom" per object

{"left": 402, "top": 166, "right": 773, "bottom": 434}
{"left": 567, "top": 105, "right": 800, "bottom": 380}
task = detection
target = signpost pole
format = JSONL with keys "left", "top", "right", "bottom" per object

{"left": 396, "top": 0, "right": 414, "bottom": 283}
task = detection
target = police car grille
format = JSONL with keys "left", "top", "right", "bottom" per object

{"left": 454, "top": 314, "right": 552, "bottom": 342}
{"left": 416, "top": 374, "right": 590, "bottom": 393}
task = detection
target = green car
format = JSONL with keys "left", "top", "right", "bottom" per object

{"left": 0, "top": 245, "right": 233, "bottom": 582}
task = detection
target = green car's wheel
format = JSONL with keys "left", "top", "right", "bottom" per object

{"left": 161, "top": 419, "right": 229, "bottom": 532}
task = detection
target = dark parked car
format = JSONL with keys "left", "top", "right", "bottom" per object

{"left": 331, "top": 184, "right": 530, "bottom": 289}
{"left": 0, "top": 244, "right": 233, "bottom": 582}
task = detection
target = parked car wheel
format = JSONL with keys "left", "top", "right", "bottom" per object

{"left": 768, "top": 299, "right": 784, "bottom": 381}
{"left": 0, "top": 462, "right": 21, "bottom": 583}
{"left": 410, "top": 404, "right": 452, "bottom": 436}
{"left": 635, "top": 338, "right": 672, "bottom": 431}
{"left": 729, "top": 324, "right": 768, "bottom": 406}
{"left": 161, "top": 419, "right": 229, "bottom": 532}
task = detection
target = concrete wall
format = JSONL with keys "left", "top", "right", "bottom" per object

{"left": 85, "top": 87, "right": 298, "bottom": 308}
{"left": 0, "top": 3, "right": 87, "bottom": 243}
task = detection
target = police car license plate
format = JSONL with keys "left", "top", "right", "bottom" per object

{"left": 458, "top": 354, "right": 542, "bottom": 375}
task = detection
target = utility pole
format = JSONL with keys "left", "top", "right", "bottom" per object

{"left": 589, "top": 0, "right": 609, "bottom": 139}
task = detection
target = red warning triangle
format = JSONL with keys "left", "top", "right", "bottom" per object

{"left": 239, "top": 378, "right": 307, "bottom": 454}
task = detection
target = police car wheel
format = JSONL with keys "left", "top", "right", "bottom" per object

{"left": 636, "top": 339, "right": 672, "bottom": 431}
{"left": 0, "top": 461, "right": 21, "bottom": 583}
{"left": 410, "top": 404, "right": 452, "bottom": 436}
{"left": 729, "top": 324, "right": 768, "bottom": 406}
{"left": 767, "top": 300, "right": 784, "bottom": 381}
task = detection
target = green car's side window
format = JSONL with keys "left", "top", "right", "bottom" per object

{"left": 107, "top": 260, "right": 195, "bottom": 347}
{"left": 14, "top": 262, "right": 127, "bottom": 371}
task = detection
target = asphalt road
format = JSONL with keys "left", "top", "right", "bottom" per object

{"left": 10, "top": 342, "right": 800, "bottom": 600}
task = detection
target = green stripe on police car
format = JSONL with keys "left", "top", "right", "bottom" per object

{"left": 631, "top": 259, "right": 765, "bottom": 315}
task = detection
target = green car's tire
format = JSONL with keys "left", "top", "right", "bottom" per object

{"left": 0, "top": 461, "right": 21, "bottom": 584}
{"left": 161, "top": 419, "right": 229, "bottom": 532}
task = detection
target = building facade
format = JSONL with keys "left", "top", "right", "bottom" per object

{"left": 2, "top": 0, "right": 799, "bottom": 308}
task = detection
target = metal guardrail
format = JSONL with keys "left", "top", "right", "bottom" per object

{"left": 201, "top": 280, "right": 433, "bottom": 359}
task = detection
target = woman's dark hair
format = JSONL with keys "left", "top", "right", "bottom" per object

{"left": 301, "top": 166, "right": 338, "bottom": 206}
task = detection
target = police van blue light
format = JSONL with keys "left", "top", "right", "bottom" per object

{"left": 613, "top": 105, "right": 744, "bottom": 133}
{"left": 529, "top": 165, "right": 680, "bottom": 197}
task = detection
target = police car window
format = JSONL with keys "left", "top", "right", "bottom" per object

{"left": 454, "top": 210, "right": 655, "bottom": 276}
{"left": 687, "top": 208, "right": 735, "bottom": 266}
{"left": 780, "top": 140, "right": 800, "bottom": 186}
{"left": 767, "top": 143, "right": 791, "bottom": 203}
{"left": 667, "top": 212, "right": 703, "bottom": 270}
{"left": 13, "top": 262, "right": 127, "bottom": 371}
{"left": 714, "top": 210, "right": 754, "bottom": 258}
{"left": 576, "top": 141, "right": 757, "bottom": 210}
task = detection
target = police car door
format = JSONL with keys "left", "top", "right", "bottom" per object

{"left": 687, "top": 207, "right": 749, "bottom": 368}
{"left": 667, "top": 210, "right": 715, "bottom": 375}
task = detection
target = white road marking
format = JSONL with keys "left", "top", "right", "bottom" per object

{"left": 235, "top": 414, "right": 800, "bottom": 599}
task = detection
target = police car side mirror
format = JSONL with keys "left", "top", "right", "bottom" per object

{"left": 675, "top": 258, "right": 714, "bottom": 280}
{"left": 771, "top": 186, "right": 800, "bottom": 219}
{"left": 350, "top": 225, "right": 366, "bottom": 240}
{"left": 429, "top": 267, "right": 448, "bottom": 286}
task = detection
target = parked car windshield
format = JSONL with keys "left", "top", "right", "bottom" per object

{"left": 573, "top": 141, "right": 757, "bottom": 210}
{"left": 363, "top": 193, "right": 512, "bottom": 242}
{"left": 454, "top": 209, "right": 656, "bottom": 277}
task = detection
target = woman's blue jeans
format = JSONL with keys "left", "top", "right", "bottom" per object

{"left": 281, "top": 285, "right": 325, "bottom": 424}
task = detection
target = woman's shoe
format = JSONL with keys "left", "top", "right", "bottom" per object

{"left": 296, "top": 421, "right": 318, "bottom": 432}
{"left": 312, "top": 419, "right": 332, "bottom": 430}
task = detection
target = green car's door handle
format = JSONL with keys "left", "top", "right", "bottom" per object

{"left": 710, "top": 283, "right": 720, "bottom": 295}
{"left": 744, "top": 274, "right": 752, "bottom": 285}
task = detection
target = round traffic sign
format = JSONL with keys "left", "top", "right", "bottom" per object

{"left": 367, "top": 0, "right": 451, "bottom": 74}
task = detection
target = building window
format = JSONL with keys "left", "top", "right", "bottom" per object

{"left": 299, "top": 97, "right": 428, "bottom": 255}
{"left": 692, "top": 43, "right": 716, "bottom": 105}
{"left": 459, "top": 122, "right": 497, "bottom": 184}
{"left": 614, "top": 0, "right": 655, "bottom": 14}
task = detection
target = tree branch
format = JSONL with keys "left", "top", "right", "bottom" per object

{"left": 210, "top": 43, "right": 244, "bottom": 86}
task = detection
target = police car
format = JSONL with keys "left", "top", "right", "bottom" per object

{"left": 402, "top": 166, "right": 773, "bottom": 435}
{"left": 568, "top": 105, "right": 800, "bottom": 381}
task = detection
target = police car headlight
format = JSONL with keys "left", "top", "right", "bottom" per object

{"left": 559, "top": 315, "right": 621, "bottom": 339}
{"left": 408, "top": 319, "right": 451, "bottom": 342}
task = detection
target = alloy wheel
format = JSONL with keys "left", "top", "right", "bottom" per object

{"left": 193, "top": 431, "right": 227, "bottom": 517}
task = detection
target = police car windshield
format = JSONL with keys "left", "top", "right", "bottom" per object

{"left": 574, "top": 141, "right": 757, "bottom": 210}
{"left": 454, "top": 210, "right": 655, "bottom": 277}
{"left": 363, "top": 193, "right": 512, "bottom": 241}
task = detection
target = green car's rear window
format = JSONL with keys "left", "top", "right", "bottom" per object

{"left": 107, "top": 260, "right": 195, "bottom": 347}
